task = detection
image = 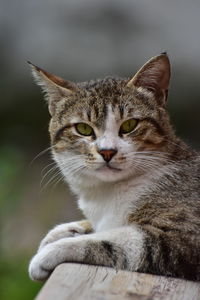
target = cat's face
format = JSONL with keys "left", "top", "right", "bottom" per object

{"left": 30, "top": 54, "right": 171, "bottom": 184}
{"left": 50, "top": 84, "right": 169, "bottom": 184}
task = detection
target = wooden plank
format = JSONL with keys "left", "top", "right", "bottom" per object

{"left": 36, "top": 263, "right": 200, "bottom": 300}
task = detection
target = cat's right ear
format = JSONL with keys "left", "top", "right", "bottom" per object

{"left": 28, "top": 62, "right": 77, "bottom": 115}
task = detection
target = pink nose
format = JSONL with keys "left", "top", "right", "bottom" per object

{"left": 98, "top": 148, "right": 117, "bottom": 162}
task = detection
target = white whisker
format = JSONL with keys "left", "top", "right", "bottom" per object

{"left": 40, "top": 165, "right": 59, "bottom": 185}
{"left": 50, "top": 173, "right": 65, "bottom": 191}
{"left": 30, "top": 146, "right": 53, "bottom": 165}
{"left": 41, "top": 161, "right": 57, "bottom": 173}
{"left": 40, "top": 169, "right": 62, "bottom": 191}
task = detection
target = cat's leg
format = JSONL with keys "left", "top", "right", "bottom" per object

{"left": 29, "top": 225, "right": 145, "bottom": 281}
{"left": 38, "top": 220, "right": 93, "bottom": 251}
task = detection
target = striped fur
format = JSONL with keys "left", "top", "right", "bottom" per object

{"left": 29, "top": 54, "right": 200, "bottom": 282}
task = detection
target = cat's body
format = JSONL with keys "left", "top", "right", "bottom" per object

{"left": 28, "top": 54, "right": 200, "bottom": 281}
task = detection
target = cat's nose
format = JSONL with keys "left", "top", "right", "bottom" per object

{"left": 98, "top": 148, "right": 118, "bottom": 162}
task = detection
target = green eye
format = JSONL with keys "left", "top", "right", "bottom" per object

{"left": 75, "top": 123, "right": 94, "bottom": 136}
{"left": 119, "top": 119, "right": 138, "bottom": 134}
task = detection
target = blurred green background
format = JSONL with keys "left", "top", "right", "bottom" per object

{"left": 1, "top": 0, "right": 200, "bottom": 299}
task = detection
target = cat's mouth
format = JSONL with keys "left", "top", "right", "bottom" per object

{"left": 96, "top": 164, "right": 122, "bottom": 172}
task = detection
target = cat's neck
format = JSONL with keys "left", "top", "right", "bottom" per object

{"left": 78, "top": 174, "right": 149, "bottom": 231}
{"left": 71, "top": 166, "right": 171, "bottom": 231}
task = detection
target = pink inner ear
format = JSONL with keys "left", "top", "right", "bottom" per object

{"left": 137, "top": 68, "right": 168, "bottom": 91}
{"left": 39, "top": 69, "right": 77, "bottom": 91}
{"left": 29, "top": 61, "right": 76, "bottom": 91}
{"left": 127, "top": 54, "right": 171, "bottom": 92}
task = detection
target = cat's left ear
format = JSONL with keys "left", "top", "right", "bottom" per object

{"left": 28, "top": 62, "right": 77, "bottom": 115}
{"left": 127, "top": 53, "right": 170, "bottom": 105}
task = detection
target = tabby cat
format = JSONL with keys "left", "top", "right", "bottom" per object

{"left": 28, "top": 54, "right": 200, "bottom": 281}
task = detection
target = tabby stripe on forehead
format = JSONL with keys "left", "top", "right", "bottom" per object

{"left": 86, "top": 109, "right": 91, "bottom": 122}
{"left": 58, "top": 101, "right": 78, "bottom": 122}
{"left": 118, "top": 105, "right": 124, "bottom": 119}
{"left": 102, "top": 102, "right": 108, "bottom": 119}
{"left": 93, "top": 105, "right": 99, "bottom": 119}
{"left": 54, "top": 124, "right": 72, "bottom": 142}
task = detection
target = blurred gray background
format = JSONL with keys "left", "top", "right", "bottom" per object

{"left": 1, "top": 0, "right": 200, "bottom": 299}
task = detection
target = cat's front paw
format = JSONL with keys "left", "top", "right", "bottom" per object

{"left": 29, "top": 251, "right": 50, "bottom": 281}
{"left": 29, "top": 238, "right": 84, "bottom": 281}
{"left": 38, "top": 221, "right": 88, "bottom": 251}
{"left": 29, "top": 245, "right": 56, "bottom": 281}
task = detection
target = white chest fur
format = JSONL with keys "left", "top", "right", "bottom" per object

{"left": 77, "top": 176, "right": 151, "bottom": 232}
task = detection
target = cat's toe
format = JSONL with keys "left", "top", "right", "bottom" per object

{"left": 28, "top": 251, "right": 52, "bottom": 281}
{"left": 29, "top": 264, "right": 49, "bottom": 282}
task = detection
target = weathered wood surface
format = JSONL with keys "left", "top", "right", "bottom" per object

{"left": 36, "top": 263, "right": 200, "bottom": 300}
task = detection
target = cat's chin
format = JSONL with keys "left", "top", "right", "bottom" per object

{"left": 88, "top": 165, "right": 131, "bottom": 183}
{"left": 96, "top": 165, "right": 122, "bottom": 173}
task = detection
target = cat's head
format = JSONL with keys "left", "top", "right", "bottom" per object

{"left": 29, "top": 54, "right": 172, "bottom": 185}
